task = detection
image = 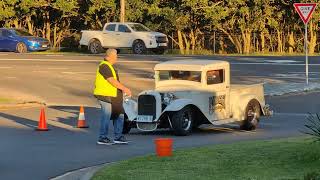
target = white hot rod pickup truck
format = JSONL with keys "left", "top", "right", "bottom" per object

{"left": 122, "top": 60, "right": 272, "bottom": 136}
{"left": 79, "top": 22, "right": 168, "bottom": 54}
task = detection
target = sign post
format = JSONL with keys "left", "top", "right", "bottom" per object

{"left": 294, "top": 3, "right": 317, "bottom": 85}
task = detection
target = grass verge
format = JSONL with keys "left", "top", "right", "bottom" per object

{"left": 0, "top": 97, "right": 16, "bottom": 104}
{"left": 92, "top": 137, "right": 320, "bottom": 180}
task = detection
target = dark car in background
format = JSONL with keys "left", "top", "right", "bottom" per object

{"left": 0, "top": 28, "right": 50, "bottom": 53}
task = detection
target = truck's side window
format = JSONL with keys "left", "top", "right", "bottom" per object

{"left": 207, "top": 69, "right": 224, "bottom": 85}
{"left": 105, "top": 24, "right": 116, "bottom": 31}
{"left": 118, "top": 25, "right": 131, "bottom": 33}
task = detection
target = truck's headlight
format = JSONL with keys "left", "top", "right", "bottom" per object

{"left": 148, "top": 35, "right": 156, "bottom": 39}
{"left": 163, "top": 93, "right": 175, "bottom": 105}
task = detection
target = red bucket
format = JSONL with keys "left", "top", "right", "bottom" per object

{"left": 154, "top": 138, "right": 173, "bottom": 157}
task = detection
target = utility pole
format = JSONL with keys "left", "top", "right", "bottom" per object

{"left": 120, "top": 0, "right": 125, "bottom": 22}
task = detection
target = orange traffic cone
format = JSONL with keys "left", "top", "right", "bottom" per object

{"left": 77, "top": 106, "right": 89, "bottom": 128}
{"left": 36, "top": 107, "right": 49, "bottom": 131}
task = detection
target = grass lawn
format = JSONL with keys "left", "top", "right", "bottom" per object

{"left": 92, "top": 137, "right": 320, "bottom": 180}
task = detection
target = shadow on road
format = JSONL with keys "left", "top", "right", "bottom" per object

{"left": 0, "top": 112, "right": 40, "bottom": 129}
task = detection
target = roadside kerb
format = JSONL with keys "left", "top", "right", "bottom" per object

{"left": 51, "top": 163, "right": 114, "bottom": 180}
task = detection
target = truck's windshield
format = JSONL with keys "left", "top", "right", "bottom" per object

{"left": 128, "top": 24, "right": 150, "bottom": 32}
{"left": 159, "top": 70, "right": 201, "bottom": 82}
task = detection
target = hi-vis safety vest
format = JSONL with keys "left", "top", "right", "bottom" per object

{"left": 94, "top": 61, "right": 118, "bottom": 97}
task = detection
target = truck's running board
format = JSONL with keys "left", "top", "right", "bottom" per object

{"left": 210, "top": 118, "right": 240, "bottom": 126}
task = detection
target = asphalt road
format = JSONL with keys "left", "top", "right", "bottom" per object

{"left": 0, "top": 53, "right": 320, "bottom": 106}
{"left": 0, "top": 53, "right": 320, "bottom": 180}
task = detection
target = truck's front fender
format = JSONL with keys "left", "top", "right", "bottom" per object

{"left": 163, "top": 99, "right": 193, "bottom": 112}
{"left": 122, "top": 98, "right": 138, "bottom": 121}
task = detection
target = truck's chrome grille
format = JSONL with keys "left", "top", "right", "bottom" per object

{"left": 138, "top": 95, "right": 156, "bottom": 119}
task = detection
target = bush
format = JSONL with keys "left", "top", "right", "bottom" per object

{"left": 304, "top": 113, "right": 320, "bottom": 141}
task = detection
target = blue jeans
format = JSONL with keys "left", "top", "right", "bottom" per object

{"left": 98, "top": 100, "right": 124, "bottom": 140}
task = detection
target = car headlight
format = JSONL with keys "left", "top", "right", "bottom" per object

{"left": 28, "top": 40, "right": 39, "bottom": 46}
{"left": 163, "top": 93, "right": 175, "bottom": 105}
{"left": 148, "top": 35, "right": 156, "bottom": 39}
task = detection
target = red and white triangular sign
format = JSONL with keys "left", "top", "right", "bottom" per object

{"left": 294, "top": 3, "right": 317, "bottom": 24}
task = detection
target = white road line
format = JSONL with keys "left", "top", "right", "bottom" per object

{"left": 0, "top": 67, "right": 12, "bottom": 69}
{"left": 128, "top": 67, "right": 153, "bottom": 70}
{"left": 0, "top": 53, "right": 8, "bottom": 56}
{"left": 0, "top": 58, "right": 100, "bottom": 62}
{"left": 236, "top": 75, "right": 320, "bottom": 79}
{"left": 119, "top": 72, "right": 150, "bottom": 75}
{"left": 32, "top": 70, "right": 49, "bottom": 73}
{"left": 5, "top": 76, "right": 17, "bottom": 79}
{"left": 45, "top": 55, "right": 64, "bottom": 57}
{"left": 264, "top": 60, "right": 298, "bottom": 63}
{"left": 47, "top": 67, "right": 69, "bottom": 70}
{"left": 61, "top": 71, "right": 95, "bottom": 74}
{"left": 230, "top": 62, "right": 320, "bottom": 66}
{"left": 118, "top": 60, "right": 158, "bottom": 63}
{"left": 0, "top": 58, "right": 160, "bottom": 63}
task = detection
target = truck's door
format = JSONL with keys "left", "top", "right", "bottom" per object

{"left": 116, "top": 24, "right": 133, "bottom": 48}
{"left": 204, "top": 67, "right": 230, "bottom": 121}
{"left": 101, "top": 24, "right": 118, "bottom": 47}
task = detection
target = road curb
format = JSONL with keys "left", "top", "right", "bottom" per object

{"left": 51, "top": 163, "right": 114, "bottom": 180}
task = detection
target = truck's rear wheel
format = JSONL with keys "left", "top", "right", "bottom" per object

{"left": 132, "top": 40, "right": 146, "bottom": 54}
{"left": 89, "top": 40, "right": 102, "bottom": 54}
{"left": 171, "top": 106, "right": 193, "bottom": 136}
{"left": 240, "top": 99, "right": 261, "bottom": 131}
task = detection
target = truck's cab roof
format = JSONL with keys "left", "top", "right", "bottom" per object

{"left": 154, "top": 60, "right": 229, "bottom": 71}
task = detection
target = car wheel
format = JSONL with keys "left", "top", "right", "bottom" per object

{"left": 16, "top": 42, "right": 27, "bottom": 53}
{"left": 122, "top": 114, "right": 133, "bottom": 134}
{"left": 240, "top": 99, "right": 261, "bottom": 131}
{"left": 132, "top": 40, "right": 146, "bottom": 54}
{"left": 89, "top": 40, "right": 102, "bottom": 54}
{"left": 171, "top": 106, "right": 193, "bottom": 136}
{"left": 152, "top": 49, "right": 165, "bottom": 55}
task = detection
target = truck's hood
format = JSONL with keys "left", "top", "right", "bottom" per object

{"left": 135, "top": 31, "right": 167, "bottom": 37}
{"left": 156, "top": 84, "right": 207, "bottom": 92}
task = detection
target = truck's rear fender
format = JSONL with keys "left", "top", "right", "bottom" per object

{"left": 80, "top": 31, "right": 103, "bottom": 46}
{"left": 88, "top": 37, "right": 103, "bottom": 48}
{"left": 231, "top": 94, "right": 263, "bottom": 120}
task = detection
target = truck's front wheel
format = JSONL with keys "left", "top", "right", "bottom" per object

{"left": 132, "top": 40, "right": 146, "bottom": 54}
{"left": 240, "top": 99, "right": 261, "bottom": 131}
{"left": 122, "top": 114, "right": 132, "bottom": 134}
{"left": 89, "top": 40, "right": 102, "bottom": 54}
{"left": 171, "top": 107, "right": 193, "bottom": 136}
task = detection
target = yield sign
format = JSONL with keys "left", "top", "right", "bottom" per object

{"left": 294, "top": 3, "right": 317, "bottom": 24}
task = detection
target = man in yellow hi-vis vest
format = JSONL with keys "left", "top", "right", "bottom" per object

{"left": 94, "top": 49, "right": 131, "bottom": 145}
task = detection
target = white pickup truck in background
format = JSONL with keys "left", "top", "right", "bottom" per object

{"left": 79, "top": 22, "right": 168, "bottom": 54}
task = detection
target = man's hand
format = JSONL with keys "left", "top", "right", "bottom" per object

{"left": 123, "top": 87, "right": 132, "bottom": 97}
{"left": 107, "top": 77, "right": 132, "bottom": 97}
